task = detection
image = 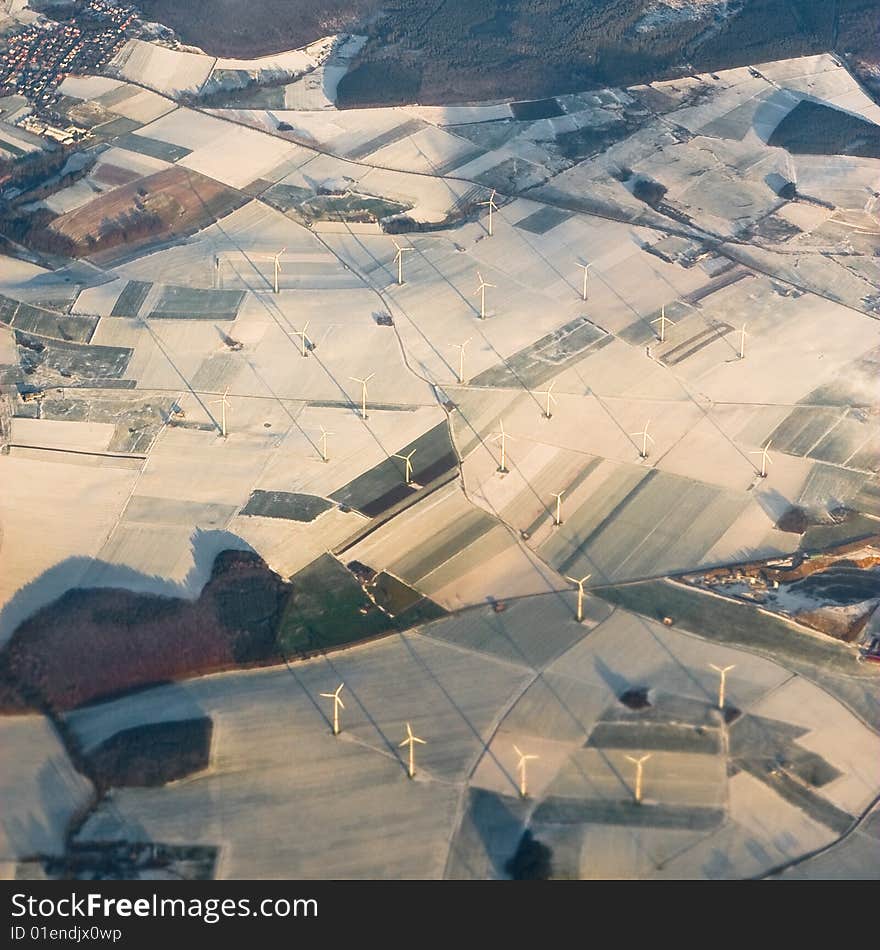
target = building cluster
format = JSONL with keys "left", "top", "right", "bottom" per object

{"left": 0, "top": 1, "right": 138, "bottom": 108}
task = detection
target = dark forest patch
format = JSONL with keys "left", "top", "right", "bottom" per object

{"left": 506, "top": 830, "right": 553, "bottom": 879}
{"left": 124, "top": 1, "right": 880, "bottom": 110}
{"left": 0, "top": 549, "right": 445, "bottom": 715}
{"left": 510, "top": 98, "right": 564, "bottom": 120}
{"left": 85, "top": 717, "right": 213, "bottom": 789}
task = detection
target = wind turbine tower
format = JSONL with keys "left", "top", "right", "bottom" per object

{"left": 577, "top": 261, "right": 591, "bottom": 302}
{"left": 474, "top": 271, "right": 495, "bottom": 320}
{"left": 451, "top": 339, "right": 470, "bottom": 385}
{"left": 631, "top": 420, "right": 655, "bottom": 459}
{"left": 272, "top": 246, "right": 286, "bottom": 294}
{"left": 626, "top": 753, "right": 651, "bottom": 805}
{"left": 320, "top": 683, "right": 345, "bottom": 736}
{"left": 295, "top": 320, "right": 311, "bottom": 358}
{"left": 349, "top": 374, "right": 375, "bottom": 421}
{"left": 394, "top": 448, "right": 417, "bottom": 485}
{"left": 399, "top": 722, "right": 426, "bottom": 779}
{"left": 709, "top": 664, "right": 735, "bottom": 711}
{"left": 392, "top": 238, "right": 412, "bottom": 285}
{"left": 210, "top": 387, "right": 231, "bottom": 439}
{"left": 318, "top": 424, "right": 333, "bottom": 463}
{"left": 492, "top": 418, "right": 512, "bottom": 474}
{"left": 565, "top": 572, "right": 592, "bottom": 623}
{"left": 479, "top": 188, "right": 499, "bottom": 236}
{"left": 537, "top": 380, "right": 557, "bottom": 420}
{"left": 513, "top": 744, "right": 539, "bottom": 799}
{"left": 750, "top": 440, "right": 772, "bottom": 478}
{"left": 651, "top": 305, "right": 676, "bottom": 343}
{"left": 551, "top": 490, "right": 565, "bottom": 527}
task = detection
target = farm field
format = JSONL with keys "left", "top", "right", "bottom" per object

{"left": 1, "top": 44, "right": 879, "bottom": 880}
{"left": 45, "top": 601, "right": 879, "bottom": 880}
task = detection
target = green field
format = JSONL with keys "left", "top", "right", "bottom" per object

{"left": 595, "top": 579, "right": 863, "bottom": 675}
{"left": 277, "top": 554, "right": 445, "bottom": 656}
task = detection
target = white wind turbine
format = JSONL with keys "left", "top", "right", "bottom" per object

{"left": 479, "top": 188, "right": 499, "bottom": 236}
{"left": 451, "top": 339, "right": 470, "bottom": 384}
{"left": 317, "top": 424, "right": 333, "bottom": 463}
{"left": 399, "top": 722, "right": 426, "bottom": 779}
{"left": 577, "top": 260, "right": 591, "bottom": 301}
{"left": 536, "top": 380, "right": 557, "bottom": 420}
{"left": 349, "top": 373, "right": 375, "bottom": 421}
{"left": 750, "top": 440, "right": 772, "bottom": 478}
{"left": 738, "top": 323, "right": 747, "bottom": 359}
{"left": 626, "top": 753, "right": 651, "bottom": 805}
{"left": 210, "top": 387, "right": 231, "bottom": 438}
{"left": 474, "top": 271, "right": 495, "bottom": 320}
{"left": 392, "top": 238, "right": 413, "bottom": 285}
{"left": 564, "top": 572, "right": 591, "bottom": 623}
{"left": 513, "top": 744, "right": 539, "bottom": 799}
{"left": 295, "top": 320, "right": 311, "bottom": 358}
{"left": 491, "top": 418, "right": 512, "bottom": 473}
{"left": 651, "top": 305, "right": 676, "bottom": 343}
{"left": 394, "top": 448, "right": 417, "bottom": 485}
{"left": 272, "top": 246, "right": 286, "bottom": 294}
{"left": 631, "top": 420, "right": 655, "bottom": 459}
{"left": 320, "top": 683, "right": 345, "bottom": 736}
{"left": 709, "top": 664, "right": 735, "bottom": 711}
{"left": 551, "top": 490, "right": 565, "bottom": 527}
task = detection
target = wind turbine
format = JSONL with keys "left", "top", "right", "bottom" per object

{"left": 536, "top": 380, "right": 557, "bottom": 420}
{"left": 295, "top": 320, "right": 310, "bottom": 358}
{"left": 474, "top": 271, "right": 495, "bottom": 320}
{"left": 750, "top": 440, "right": 772, "bottom": 478}
{"left": 577, "top": 260, "right": 591, "bottom": 301}
{"left": 651, "top": 305, "right": 676, "bottom": 343}
{"left": 210, "top": 387, "right": 231, "bottom": 438}
{"left": 479, "top": 188, "right": 499, "bottom": 236}
{"left": 709, "top": 664, "right": 735, "bottom": 711}
{"left": 392, "top": 238, "right": 412, "bottom": 285}
{"left": 451, "top": 339, "right": 470, "bottom": 384}
{"left": 491, "top": 418, "right": 512, "bottom": 473}
{"left": 317, "top": 424, "right": 333, "bottom": 463}
{"left": 564, "top": 572, "right": 591, "bottom": 623}
{"left": 349, "top": 373, "right": 375, "bottom": 421}
{"left": 551, "top": 490, "right": 565, "bottom": 527}
{"left": 272, "top": 246, "right": 286, "bottom": 294}
{"left": 631, "top": 420, "right": 654, "bottom": 459}
{"left": 626, "top": 753, "right": 651, "bottom": 805}
{"left": 738, "top": 323, "right": 747, "bottom": 359}
{"left": 394, "top": 448, "right": 417, "bottom": 485}
{"left": 513, "top": 744, "right": 539, "bottom": 799}
{"left": 399, "top": 722, "right": 426, "bottom": 779}
{"left": 320, "top": 683, "right": 345, "bottom": 736}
